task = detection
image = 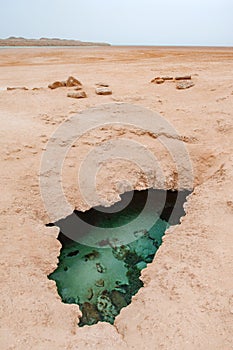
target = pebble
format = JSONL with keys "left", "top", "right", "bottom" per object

{"left": 96, "top": 83, "right": 110, "bottom": 87}
{"left": 95, "top": 279, "right": 105, "bottom": 287}
{"left": 176, "top": 81, "right": 195, "bottom": 90}
{"left": 175, "top": 75, "right": 192, "bottom": 80}
{"left": 67, "top": 91, "right": 87, "bottom": 99}
{"left": 7, "top": 86, "right": 29, "bottom": 91}
{"left": 151, "top": 77, "right": 165, "bottom": 84}
{"left": 95, "top": 87, "right": 112, "bottom": 95}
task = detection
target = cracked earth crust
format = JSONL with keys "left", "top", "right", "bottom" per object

{"left": 0, "top": 46, "right": 233, "bottom": 349}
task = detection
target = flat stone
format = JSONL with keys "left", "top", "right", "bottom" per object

{"left": 151, "top": 77, "right": 165, "bottom": 84}
{"left": 176, "top": 81, "right": 195, "bottom": 90}
{"left": 175, "top": 75, "right": 192, "bottom": 80}
{"left": 96, "top": 87, "right": 112, "bottom": 95}
{"left": 161, "top": 76, "right": 173, "bottom": 80}
{"left": 67, "top": 91, "right": 87, "bottom": 99}
{"left": 96, "top": 83, "right": 110, "bottom": 87}
{"left": 7, "top": 86, "right": 29, "bottom": 91}
{"left": 48, "top": 76, "right": 82, "bottom": 89}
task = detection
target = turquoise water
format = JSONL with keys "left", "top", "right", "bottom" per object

{"left": 48, "top": 189, "right": 189, "bottom": 326}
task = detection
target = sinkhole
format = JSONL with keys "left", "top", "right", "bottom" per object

{"left": 47, "top": 188, "right": 191, "bottom": 326}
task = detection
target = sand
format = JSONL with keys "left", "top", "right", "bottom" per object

{"left": 0, "top": 46, "right": 233, "bottom": 349}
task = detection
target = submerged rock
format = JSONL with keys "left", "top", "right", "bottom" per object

{"left": 129, "top": 235, "right": 157, "bottom": 260}
{"left": 136, "top": 261, "right": 147, "bottom": 270}
{"left": 86, "top": 288, "right": 93, "bottom": 300}
{"left": 97, "top": 292, "right": 118, "bottom": 323}
{"left": 95, "top": 279, "right": 105, "bottom": 287}
{"left": 96, "top": 262, "right": 106, "bottom": 273}
{"left": 112, "top": 245, "right": 130, "bottom": 260}
{"left": 80, "top": 302, "right": 101, "bottom": 326}
{"left": 110, "top": 290, "right": 127, "bottom": 311}
{"left": 84, "top": 250, "right": 99, "bottom": 261}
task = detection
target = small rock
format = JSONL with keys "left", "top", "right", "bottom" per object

{"left": 48, "top": 81, "right": 66, "bottom": 89}
{"left": 48, "top": 76, "right": 82, "bottom": 89}
{"left": 112, "top": 245, "right": 130, "bottom": 260}
{"left": 7, "top": 87, "right": 29, "bottom": 91}
{"left": 80, "top": 302, "right": 101, "bottom": 326}
{"left": 96, "top": 262, "right": 106, "bottom": 273}
{"left": 96, "top": 82, "right": 109, "bottom": 87}
{"left": 67, "top": 249, "right": 80, "bottom": 257}
{"left": 136, "top": 261, "right": 147, "bottom": 270}
{"left": 161, "top": 76, "right": 173, "bottom": 80}
{"left": 110, "top": 290, "right": 127, "bottom": 311}
{"left": 87, "top": 288, "right": 93, "bottom": 300}
{"left": 175, "top": 75, "right": 192, "bottom": 80}
{"left": 96, "top": 87, "right": 112, "bottom": 95}
{"left": 66, "top": 76, "right": 82, "bottom": 87}
{"left": 84, "top": 250, "right": 99, "bottom": 261}
{"left": 95, "top": 279, "right": 105, "bottom": 287}
{"left": 151, "top": 77, "right": 165, "bottom": 84}
{"left": 74, "top": 86, "right": 82, "bottom": 91}
{"left": 176, "top": 81, "right": 195, "bottom": 90}
{"left": 67, "top": 91, "right": 87, "bottom": 99}
{"left": 97, "top": 293, "right": 118, "bottom": 323}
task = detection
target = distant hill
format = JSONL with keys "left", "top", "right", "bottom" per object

{"left": 0, "top": 37, "right": 111, "bottom": 47}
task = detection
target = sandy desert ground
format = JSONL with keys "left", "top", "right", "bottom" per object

{"left": 0, "top": 46, "right": 233, "bottom": 349}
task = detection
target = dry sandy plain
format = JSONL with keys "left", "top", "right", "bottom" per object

{"left": 0, "top": 46, "right": 233, "bottom": 349}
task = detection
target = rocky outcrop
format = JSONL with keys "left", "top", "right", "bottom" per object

{"left": 66, "top": 76, "right": 82, "bottom": 87}
{"left": 48, "top": 76, "right": 82, "bottom": 89}
{"left": 0, "top": 37, "right": 110, "bottom": 47}
{"left": 48, "top": 81, "right": 66, "bottom": 89}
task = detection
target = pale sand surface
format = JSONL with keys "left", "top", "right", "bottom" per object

{"left": 0, "top": 46, "right": 233, "bottom": 349}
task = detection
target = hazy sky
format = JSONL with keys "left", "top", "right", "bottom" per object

{"left": 0, "top": 0, "right": 232, "bottom": 46}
